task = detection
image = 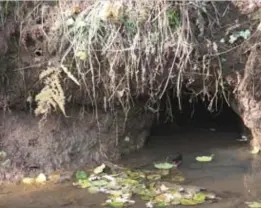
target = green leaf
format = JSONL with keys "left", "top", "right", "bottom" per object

{"left": 154, "top": 162, "right": 174, "bottom": 169}
{"left": 91, "top": 179, "right": 108, "bottom": 187}
{"left": 155, "top": 202, "right": 167, "bottom": 207}
{"left": 78, "top": 179, "right": 91, "bottom": 188}
{"left": 126, "top": 170, "right": 145, "bottom": 180}
{"left": 180, "top": 198, "right": 201, "bottom": 205}
{"left": 120, "top": 178, "right": 139, "bottom": 185}
{"left": 245, "top": 201, "right": 261, "bottom": 208}
{"left": 93, "top": 163, "right": 106, "bottom": 175}
{"left": 107, "top": 201, "right": 125, "bottom": 208}
{"left": 193, "top": 192, "right": 206, "bottom": 203}
{"left": 76, "top": 170, "right": 88, "bottom": 180}
{"left": 195, "top": 155, "right": 214, "bottom": 162}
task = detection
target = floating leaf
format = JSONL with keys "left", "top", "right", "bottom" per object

{"left": 180, "top": 198, "right": 201, "bottom": 205}
{"left": 193, "top": 192, "right": 206, "bottom": 203}
{"left": 154, "top": 163, "right": 174, "bottom": 169}
{"left": 245, "top": 201, "right": 261, "bottom": 208}
{"left": 93, "top": 163, "right": 106, "bottom": 175}
{"left": 147, "top": 174, "right": 161, "bottom": 181}
{"left": 88, "top": 186, "right": 99, "bottom": 194}
{"left": 140, "top": 195, "right": 153, "bottom": 201}
{"left": 155, "top": 202, "right": 167, "bottom": 207}
{"left": 107, "top": 201, "right": 125, "bottom": 208}
{"left": 126, "top": 170, "right": 146, "bottom": 180}
{"left": 195, "top": 155, "right": 214, "bottom": 162}
{"left": 77, "top": 179, "right": 91, "bottom": 188}
{"left": 120, "top": 178, "right": 139, "bottom": 185}
{"left": 92, "top": 179, "right": 108, "bottom": 187}
{"left": 132, "top": 184, "right": 156, "bottom": 198}
{"left": 159, "top": 184, "right": 169, "bottom": 192}
{"left": 76, "top": 170, "right": 88, "bottom": 180}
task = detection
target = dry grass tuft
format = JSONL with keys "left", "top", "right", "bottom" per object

{"left": 18, "top": 0, "right": 226, "bottom": 119}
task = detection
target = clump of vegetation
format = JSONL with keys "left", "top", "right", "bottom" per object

{"left": 72, "top": 163, "right": 219, "bottom": 208}
{"left": 19, "top": 0, "right": 205, "bottom": 119}
{"left": 4, "top": 0, "right": 255, "bottom": 123}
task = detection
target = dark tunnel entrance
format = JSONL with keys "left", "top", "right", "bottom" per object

{"left": 148, "top": 89, "right": 248, "bottom": 141}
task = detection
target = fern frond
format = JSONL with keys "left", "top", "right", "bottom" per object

{"left": 35, "top": 67, "right": 67, "bottom": 117}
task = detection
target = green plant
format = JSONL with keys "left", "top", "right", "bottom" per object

{"left": 167, "top": 9, "right": 180, "bottom": 30}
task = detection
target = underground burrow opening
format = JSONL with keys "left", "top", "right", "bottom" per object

{"left": 145, "top": 90, "right": 251, "bottom": 147}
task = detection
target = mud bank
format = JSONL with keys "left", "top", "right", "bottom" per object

{"left": 0, "top": 108, "right": 153, "bottom": 181}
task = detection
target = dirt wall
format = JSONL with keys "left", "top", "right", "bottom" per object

{"left": 0, "top": 107, "right": 154, "bottom": 181}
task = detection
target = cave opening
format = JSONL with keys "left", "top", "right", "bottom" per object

{"left": 147, "top": 88, "right": 247, "bottom": 143}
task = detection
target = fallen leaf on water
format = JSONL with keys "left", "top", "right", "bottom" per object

{"left": 195, "top": 154, "right": 214, "bottom": 162}
{"left": 91, "top": 179, "right": 108, "bottom": 187}
{"left": 93, "top": 163, "right": 106, "bottom": 175}
{"left": 180, "top": 198, "right": 203, "bottom": 205}
{"left": 120, "top": 178, "right": 139, "bottom": 185}
{"left": 171, "top": 175, "right": 185, "bottom": 182}
{"left": 147, "top": 174, "right": 161, "bottom": 181}
{"left": 245, "top": 201, "right": 261, "bottom": 208}
{"left": 88, "top": 186, "right": 99, "bottom": 194}
{"left": 154, "top": 162, "right": 174, "bottom": 170}
{"left": 193, "top": 192, "right": 206, "bottom": 203}
{"left": 75, "top": 179, "right": 91, "bottom": 188}
{"left": 76, "top": 170, "right": 88, "bottom": 180}
{"left": 35, "top": 173, "right": 47, "bottom": 184}
{"left": 154, "top": 202, "right": 167, "bottom": 207}
{"left": 106, "top": 201, "right": 125, "bottom": 208}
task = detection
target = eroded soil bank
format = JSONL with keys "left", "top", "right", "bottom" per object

{"left": 0, "top": 108, "right": 153, "bottom": 181}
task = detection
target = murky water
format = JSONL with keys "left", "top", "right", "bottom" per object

{"left": 0, "top": 125, "right": 261, "bottom": 208}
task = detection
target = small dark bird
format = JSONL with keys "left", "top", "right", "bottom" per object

{"left": 172, "top": 153, "right": 183, "bottom": 167}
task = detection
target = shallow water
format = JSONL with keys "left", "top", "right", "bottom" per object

{"left": 0, "top": 126, "right": 261, "bottom": 208}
